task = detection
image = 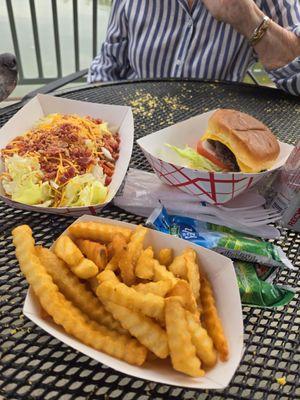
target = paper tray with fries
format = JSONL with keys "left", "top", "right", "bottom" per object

{"left": 21, "top": 215, "right": 244, "bottom": 389}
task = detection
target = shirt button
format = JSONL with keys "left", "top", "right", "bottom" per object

{"left": 187, "top": 19, "right": 193, "bottom": 27}
{"left": 176, "top": 60, "right": 181, "bottom": 66}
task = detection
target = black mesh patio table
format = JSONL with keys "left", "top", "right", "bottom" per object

{"left": 0, "top": 80, "right": 299, "bottom": 400}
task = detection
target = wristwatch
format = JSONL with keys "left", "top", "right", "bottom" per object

{"left": 249, "top": 15, "right": 271, "bottom": 46}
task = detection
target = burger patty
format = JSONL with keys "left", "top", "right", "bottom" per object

{"left": 207, "top": 140, "right": 240, "bottom": 171}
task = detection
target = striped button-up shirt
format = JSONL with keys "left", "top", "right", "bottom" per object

{"left": 88, "top": 0, "right": 300, "bottom": 96}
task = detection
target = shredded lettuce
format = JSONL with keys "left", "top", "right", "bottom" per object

{"left": 5, "top": 154, "right": 42, "bottom": 184}
{"left": 35, "top": 199, "right": 53, "bottom": 208}
{"left": 91, "top": 164, "right": 106, "bottom": 184}
{"left": 165, "top": 144, "right": 222, "bottom": 172}
{"left": 10, "top": 181, "right": 51, "bottom": 205}
{"left": 98, "top": 122, "right": 111, "bottom": 136}
{"left": 85, "top": 139, "right": 94, "bottom": 150}
{"left": 61, "top": 173, "right": 108, "bottom": 207}
{"left": 34, "top": 113, "right": 58, "bottom": 127}
{"left": 2, "top": 154, "right": 108, "bottom": 207}
{"left": 2, "top": 155, "right": 52, "bottom": 205}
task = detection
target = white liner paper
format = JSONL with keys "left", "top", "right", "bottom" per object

{"left": 0, "top": 94, "right": 134, "bottom": 216}
{"left": 23, "top": 215, "right": 244, "bottom": 389}
{"left": 137, "top": 110, "right": 294, "bottom": 204}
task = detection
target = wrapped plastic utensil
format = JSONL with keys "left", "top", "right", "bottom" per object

{"left": 114, "top": 169, "right": 280, "bottom": 239}
{"left": 263, "top": 139, "right": 300, "bottom": 232}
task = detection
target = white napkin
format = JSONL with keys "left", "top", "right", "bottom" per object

{"left": 113, "top": 169, "right": 280, "bottom": 239}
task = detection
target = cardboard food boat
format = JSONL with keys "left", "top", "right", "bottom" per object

{"left": 24, "top": 215, "right": 244, "bottom": 389}
{"left": 0, "top": 94, "right": 134, "bottom": 216}
{"left": 137, "top": 110, "right": 293, "bottom": 205}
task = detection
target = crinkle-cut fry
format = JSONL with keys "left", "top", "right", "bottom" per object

{"left": 105, "top": 234, "right": 127, "bottom": 271}
{"left": 12, "top": 226, "right": 147, "bottom": 366}
{"left": 158, "top": 248, "right": 173, "bottom": 267}
{"left": 135, "top": 247, "right": 155, "bottom": 280}
{"left": 118, "top": 249, "right": 136, "bottom": 286}
{"left": 168, "top": 250, "right": 188, "bottom": 279}
{"left": 133, "top": 280, "right": 173, "bottom": 297}
{"left": 119, "top": 225, "right": 148, "bottom": 285}
{"left": 153, "top": 261, "right": 177, "bottom": 286}
{"left": 54, "top": 235, "right": 83, "bottom": 267}
{"left": 87, "top": 276, "right": 99, "bottom": 295}
{"left": 165, "top": 297, "right": 204, "bottom": 377}
{"left": 97, "top": 270, "right": 120, "bottom": 284}
{"left": 71, "top": 258, "right": 99, "bottom": 279}
{"left": 107, "top": 242, "right": 114, "bottom": 260}
{"left": 167, "top": 279, "right": 198, "bottom": 314}
{"left": 36, "top": 247, "right": 126, "bottom": 334}
{"left": 185, "top": 311, "right": 217, "bottom": 368}
{"left": 184, "top": 249, "right": 201, "bottom": 305}
{"left": 129, "top": 225, "right": 148, "bottom": 263}
{"left": 200, "top": 275, "right": 229, "bottom": 361}
{"left": 69, "top": 222, "right": 132, "bottom": 244}
{"left": 107, "top": 233, "right": 127, "bottom": 260}
{"left": 97, "top": 280, "right": 165, "bottom": 324}
{"left": 40, "top": 307, "right": 51, "bottom": 320}
{"left": 35, "top": 296, "right": 52, "bottom": 320}
{"left": 76, "top": 239, "right": 107, "bottom": 270}
{"left": 104, "top": 301, "right": 169, "bottom": 359}
{"left": 105, "top": 255, "right": 121, "bottom": 271}
{"left": 147, "top": 352, "right": 159, "bottom": 361}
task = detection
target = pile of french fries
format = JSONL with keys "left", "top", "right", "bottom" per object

{"left": 12, "top": 221, "right": 229, "bottom": 378}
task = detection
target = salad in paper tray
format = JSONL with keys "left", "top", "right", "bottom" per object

{"left": 0, "top": 113, "right": 120, "bottom": 207}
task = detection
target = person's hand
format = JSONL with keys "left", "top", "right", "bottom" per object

{"left": 202, "top": 0, "right": 264, "bottom": 38}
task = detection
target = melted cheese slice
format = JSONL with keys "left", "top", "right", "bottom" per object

{"left": 201, "top": 131, "right": 256, "bottom": 173}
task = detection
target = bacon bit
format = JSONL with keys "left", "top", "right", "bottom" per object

{"left": 85, "top": 116, "right": 102, "bottom": 125}
{"left": 45, "top": 171, "right": 57, "bottom": 180}
{"left": 105, "top": 161, "right": 115, "bottom": 169}
{"left": 105, "top": 176, "right": 112, "bottom": 186}
{"left": 102, "top": 165, "right": 113, "bottom": 177}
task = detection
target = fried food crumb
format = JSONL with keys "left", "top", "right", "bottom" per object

{"left": 276, "top": 376, "right": 286, "bottom": 385}
{"left": 128, "top": 90, "right": 189, "bottom": 122}
{"left": 9, "top": 326, "right": 32, "bottom": 335}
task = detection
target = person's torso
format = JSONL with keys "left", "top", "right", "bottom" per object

{"left": 123, "top": 0, "right": 260, "bottom": 80}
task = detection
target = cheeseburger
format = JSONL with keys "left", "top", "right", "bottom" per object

{"left": 198, "top": 109, "right": 280, "bottom": 173}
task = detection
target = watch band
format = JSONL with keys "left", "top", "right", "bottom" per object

{"left": 249, "top": 15, "right": 271, "bottom": 46}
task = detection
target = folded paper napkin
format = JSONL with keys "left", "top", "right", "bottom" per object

{"left": 113, "top": 169, "right": 280, "bottom": 239}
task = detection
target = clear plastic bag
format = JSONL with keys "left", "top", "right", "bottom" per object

{"left": 113, "top": 169, "right": 280, "bottom": 238}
